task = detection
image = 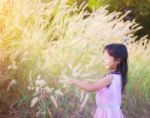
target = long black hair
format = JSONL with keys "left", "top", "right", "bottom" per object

{"left": 104, "top": 43, "right": 128, "bottom": 93}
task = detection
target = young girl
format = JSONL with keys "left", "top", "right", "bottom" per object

{"left": 66, "top": 43, "right": 128, "bottom": 118}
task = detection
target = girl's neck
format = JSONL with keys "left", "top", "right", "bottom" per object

{"left": 110, "top": 69, "right": 117, "bottom": 73}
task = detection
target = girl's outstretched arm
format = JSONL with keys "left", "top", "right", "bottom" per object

{"left": 67, "top": 74, "right": 112, "bottom": 92}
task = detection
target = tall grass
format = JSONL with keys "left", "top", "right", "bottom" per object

{"left": 0, "top": 0, "right": 149, "bottom": 117}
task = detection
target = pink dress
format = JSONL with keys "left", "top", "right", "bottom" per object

{"left": 94, "top": 73, "right": 124, "bottom": 118}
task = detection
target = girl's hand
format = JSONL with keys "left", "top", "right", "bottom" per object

{"left": 59, "top": 76, "right": 76, "bottom": 85}
{"left": 66, "top": 78, "right": 76, "bottom": 85}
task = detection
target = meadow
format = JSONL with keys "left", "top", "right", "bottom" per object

{"left": 0, "top": 0, "right": 150, "bottom": 117}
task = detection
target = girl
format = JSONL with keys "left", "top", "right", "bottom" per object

{"left": 66, "top": 43, "right": 128, "bottom": 118}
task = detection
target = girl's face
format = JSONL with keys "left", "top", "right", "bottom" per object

{"left": 103, "top": 50, "right": 120, "bottom": 72}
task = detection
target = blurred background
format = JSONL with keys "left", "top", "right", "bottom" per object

{"left": 65, "top": 0, "right": 150, "bottom": 39}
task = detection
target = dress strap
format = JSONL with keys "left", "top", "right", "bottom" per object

{"left": 105, "top": 71, "right": 121, "bottom": 76}
{"left": 110, "top": 71, "right": 120, "bottom": 74}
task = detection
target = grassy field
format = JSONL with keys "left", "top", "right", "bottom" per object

{"left": 0, "top": 0, "right": 150, "bottom": 117}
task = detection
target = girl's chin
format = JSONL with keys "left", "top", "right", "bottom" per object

{"left": 105, "top": 65, "right": 109, "bottom": 69}
{"left": 105, "top": 66, "right": 112, "bottom": 70}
